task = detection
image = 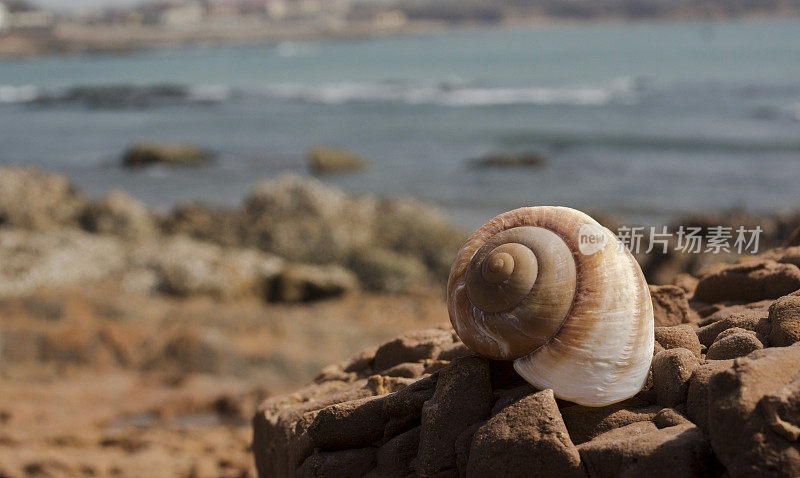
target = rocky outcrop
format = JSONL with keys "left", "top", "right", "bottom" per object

{"left": 467, "top": 151, "right": 547, "bottom": 169}
{"left": 708, "top": 344, "right": 800, "bottom": 477}
{"left": 308, "top": 146, "right": 369, "bottom": 175}
{"left": 649, "top": 285, "right": 691, "bottom": 326}
{"left": 253, "top": 255, "right": 800, "bottom": 477}
{"left": 0, "top": 166, "right": 87, "bottom": 230}
{"left": 0, "top": 167, "right": 465, "bottom": 297}
{"left": 122, "top": 142, "right": 214, "bottom": 168}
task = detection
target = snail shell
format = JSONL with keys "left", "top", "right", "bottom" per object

{"left": 447, "top": 206, "right": 654, "bottom": 407}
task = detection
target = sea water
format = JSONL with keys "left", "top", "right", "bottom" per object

{"left": 1, "top": 19, "right": 800, "bottom": 227}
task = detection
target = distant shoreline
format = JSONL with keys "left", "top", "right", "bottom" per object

{"left": 1, "top": 12, "right": 799, "bottom": 60}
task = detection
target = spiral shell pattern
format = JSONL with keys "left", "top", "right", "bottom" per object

{"left": 447, "top": 206, "right": 654, "bottom": 406}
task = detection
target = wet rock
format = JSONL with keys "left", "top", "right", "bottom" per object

{"left": 0, "top": 166, "right": 87, "bottom": 230}
{"left": 654, "top": 324, "right": 702, "bottom": 357}
{"left": 649, "top": 285, "right": 690, "bottom": 326}
{"left": 769, "top": 295, "right": 800, "bottom": 346}
{"left": 309, "top": 145, "right": 369, "bottom": 175}
{"left": 79, "top": 190, "right": 158, "bottom": 241}
{"left": 706, "top": 330, "right": 763, "bottom": 360}
{"left": 693, "top": 260, "right": 800, "bottom": 303}
{"left": 578, "top": 423, "right": 718, "bottom": 478}
{"left": 652, "top": 348, "right": 699, "bottom": 407}
{"left": 708, "top": 343, "right": 800, "bottom": 476}
{"left": 122, "top": 142, "right": 213, "bottom": 168}
{"left": 468, "top": 151, "right": 547, "bottom": 169}
{"left": 417, "top": 356, "right": 492, "bottom": 476}
{"left": 271, "top": 264, "right": 358, "bottom": 303}
{"left": 467, "top": 389, "right": 585, "bottom": 478}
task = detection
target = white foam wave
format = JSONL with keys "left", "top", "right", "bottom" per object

{"left": 188, "top": 84, "right": 232, "bottom": 103}
{"left": 0, "top": 85, "right": 39, "bottom": 103}
{"left": 261, "top": 77, "right": 639, "bottom": 107}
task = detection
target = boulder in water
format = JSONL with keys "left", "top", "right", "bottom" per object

{"left": 122, "top": 142, "right": 213, "bottom": 168}
{"left": 308, "top": 146, "right": 369, "bottom": 175}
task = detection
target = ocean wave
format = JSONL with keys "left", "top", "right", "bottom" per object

{"left": 0, "top": 83, "right": 231, "bottom": 108}
{"left": 0, "top": 77, "right": 640, "bottom": 109}
{"left": 261, "top": 77, "right": 640, "bottom": 106}
{"left": 502, "top": 130, "right": 800, "bottom": 153}
{"left": 0, "top": 85, "right": 39, "bottom": 103}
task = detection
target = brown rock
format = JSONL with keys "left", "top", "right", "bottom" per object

{"left": 759, "top": 375, "right": 800, "bottom": 442}
{"left": 560, "top": 398, "right": 662, "bottom": 445}
{"left": 271, "top": 263, "right": 358, "bottom": 303}
{"left": 468, "top": 151, "right": 547, "bottom": 169}
{"left": 708, "top": 343, "right": 800, "bottom": 476}
{"left": 253, "top": 379, "right": 380, "bottom": 477}
{"left": 417, "top": 356, "right": 492, "bottom": 476}
{"left": 79, "top": 190, "right": 158, "bottom": 241}
{"left": 672, "top": 273, "right": 699, "bottom": 296}
{"left": 297, "top": 447, "right": 377, "bottom": 478}
{"left": 372, "top": 328, "right": 455, "bottom": 373}
{"left": 686, "top": 359, "right": 735, "bottom": 434}
{"left": 302, "top": 396, "right": 385, "bottom": 453}
{"left": 0, "top": 167, "right": 87, "bottom": 230}
{"left": 696, "top": 303, "right": 771, "bottom": 346}
{"left": 769, "top": 295, "right": 800, "bottom": 346}
{"left": 467, "top": 389, "right": 585, "bottom": 478}
{"left": 583, "top": 420, "right": 659, "bottom": 444}
{"left": 706, "top": 331, "right": 763, "bottom": 360}
{"left": 578, "top": 423, "right": 718, "bottom": 477}
{"left": 652, "top": 348, "right": 699, "bottom": 407}
{"left": 654, "top": 324, "right": 702, "bottom": 357}
{"left": 366, "top": 427, "right": 420, "bottom": 478}
{"left": 694, "top": 260, "right": 800, "bottom": 303}
{"left": 309, "top": 145, "right": 369, "bottom": 175}
{"left": 122, "top": 141, "right": 213, "bottom": 168}
{"left": 650, "top": 285, "right": 690, "bottom": 326}
{"left": 653, "top": 408, "right": 691, "bottom": 428}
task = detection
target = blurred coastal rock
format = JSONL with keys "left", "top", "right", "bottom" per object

{"left": 0, "top": 228, "right": 126, "bottom": 296}
{"left": 271, "top": 264, "right": 358, "bottom": 303}
{"left": 129, "top": 236, "right": 285, "bottom": 300}
{"left": 0, "top": 166, "right": 88, "bottom": 230}
{"left": 468, "top": 151, "right": 547, "bottom": 169}
{"left": 79, "top": 190, "right": 159, "bottom": 241}
{"left": 238, "top": 174, "right": 464, "bottom": 290}
{"left": 0, "top": 166, "right": 461, "bottom": 298}
{"left": 122, "top": 141, "right": 214, "bottom": 168}
{"left": 253, "top": 242, "right": 800, "bottom": 477}
{"left": 308, "top": 145, "right": 369, "bottom": 175}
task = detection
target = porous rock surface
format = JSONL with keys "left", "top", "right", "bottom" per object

{"left": 254, "top": 255, "right": 800, "bottom": 478}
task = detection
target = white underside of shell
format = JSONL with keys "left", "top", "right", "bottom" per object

{"left": 513, "top": 229, "right": 654, "bottom": 407}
